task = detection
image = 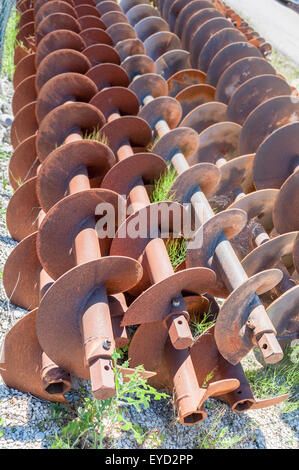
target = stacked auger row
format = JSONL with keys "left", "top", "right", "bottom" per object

{"left": 0, "top": 0, "right": 297, "bottom": 426}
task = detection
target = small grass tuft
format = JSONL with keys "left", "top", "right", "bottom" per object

{"left": 246, "top": 342, "right": 299, "bottom": 414}
{"left": 196, "top": 407, "right": 250, "bottom": 449}
{"left": 192, "top": 306, "right": 217, "bottom": 339}
{"left": 2, "top": 171, "right": 8, "bottom": 191}
{"left": 165, "top": 238, "right": 186, "bottom": 269}
{"left": 147, "top": 135, "right": 160, "bottom": 152}
{"left": 83, "top": 128, "right": 109, "bottom": 146}
{"left": 150, "top": 166, "right": 185, "bottom": 268}
{"left": 1, "top": 9, "right": 20, "bottom": 81}
{"left": 202, "top": 369, "right": 216, "bottom": 388}
{"left": 150, "top": 165, "right": 177, "bottom": 204}
{"left": 49, "top": 402, "right": 71, "bottom": 427}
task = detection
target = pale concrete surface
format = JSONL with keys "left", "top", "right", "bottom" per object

{"left": 224, "top": 0, "right": 299, "bottom": 65}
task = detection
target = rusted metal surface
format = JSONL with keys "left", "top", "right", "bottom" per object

{"left": 12, "top": 75, "right": 37, "bottom": 116}
{"left": 36, "top": 72, "right": 98, "bottom": 122}
{"left": 273, "top": 172, "right": 299, "bottom": 234}
{"left": 167, "top": 69, "right": 206, "bottom": 97}
{"left": 3, "top": 0, "right": 296, "bottom": 423}
{"left": 13, "top": 53, "right": 36, "bottom": 89}
{"left": 188, "top": 121, "right": 241, "bottom": 166}
{"left": 135, "top": 16, "right": 169, "bottom": 42}
{"left": 206, "top": 41, "right": 262, "bottom": 87}
{"left": 4, "top": 9, "right": 141, "bottom": 401}
{"left": 36, "top": 140, "right": 115, "bottom": 211}
{"left": 155, "top": 49, "right": 191, "bottom": 80}
{"left": 35, "top": 48, "right": 91, "bottom": 91}
{"left": 135, "top": 0, "right": 288, "bottom": 366}
{"left": 215, "top": 56, "right": 276, "bottom": 104}
{"left": 227, "top": 74, "right": 292, "bottom": 125}
{"left": 0, "top": 310, "right": 71, "bottom": 403}
{"left": 175, "top": 83, "right": 216, "bottom": 119}
{"left": 36, "top": 258, "right": 142, "bottom": 381}
{"left": 3, "top": 232, "right": 41, "bottom": 310}
{"left": 180, "top": 101, "right": 227, "bottom": 134}
{"left": 83, "top": 43, "right": 121, "bottom": 66}
{"left": 239, "top": 96, "right": 299, "bottom": 155}
{"left": 8, "top": 135, "right": 39, "bottom": 190}
{"left": 35, "top": 29, "right": 86, "bottom": 66}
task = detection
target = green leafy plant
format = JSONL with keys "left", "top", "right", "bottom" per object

{"left": 246, "top": 343, "right": 299, "bottom": 414}
{"left": 2, "top": 9, "right": 20, "bottom": 80}
{"left": 116, "top": 344, "right": 129, "bottom": 360}
{"left": 50, "top": 351, "right": 168, "bottom": 449}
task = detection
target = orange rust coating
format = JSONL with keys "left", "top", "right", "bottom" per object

{"left": 39, "top": 209, "right": 70, "bottom": 393}
{"left": 116, "top": 138, "right": 192, "bottom": 349}
{"left": 165, "top": 341, "right": 206, "bottom": 425}
{"left": 59, "top": 127, "right": 115, "bottom": 397}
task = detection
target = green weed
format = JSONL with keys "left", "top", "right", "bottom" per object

{"left": 1, "top": 9, "right": 20, "bottom": 80}
{"left": 2, "top": 171, "right": 8, "bottom": 191}
{"left": 246, "top": 343, "right": 299, "bottom": 414}
{"left": 143, "top": 429, "right": 166, "bottom": 449}
{"left": 116, "top": 344, "right": 129, "bottom": 360}
{"left": 50, "top": 403, "right": 71, "bottom": 426}
{"left": 150, "top": 166, "right": 186, "bottom": 268}
{"left": 192, "top": 306, "right": 216, "bottom": 338}
{"left": 50, "top": 351, "right": 168, "bottom": 449}
{"left": 9, "top": 171, "right": 22, "bottom": 189}
{"left": 165, "top": 238, "right": 186, "bottom": 269}
{"left": 0, "top": 417, "right": 4, "bottom": 438}
{"left": 147, "top": 134, "right": 160, "bottom": 152}
{"left": 83, "top": 128, "right": 109, "bottom": 146}
{"left": 202, "top": 369, "right": 216, "bottom": 388}
{"left": 150, "top": 165, "right": 177, "bottom": 204}
{"left": 196, "top": 407, "right": 248, "bottom": 449}
{"left": 0, "top": 151, "right": 10, "bottom": 160}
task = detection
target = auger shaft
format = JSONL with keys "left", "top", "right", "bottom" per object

{"left": 138, "top": 88, "right": 282, "bottom": 362}
{"left": 115, "top": 135, "right": 193, "bottom": 349}
{"left": 57, "top": 129, "right": 116, "bottom": 398}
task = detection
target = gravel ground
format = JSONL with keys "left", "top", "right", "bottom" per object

{"left": 0, "top": 73, "right": 298, "bottom": 449}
